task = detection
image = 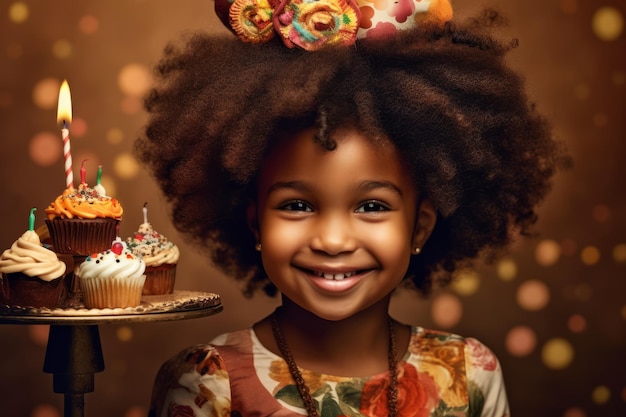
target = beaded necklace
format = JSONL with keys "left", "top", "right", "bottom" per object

{"left": 270, "top": 312, "right": 399, "bottom": 417}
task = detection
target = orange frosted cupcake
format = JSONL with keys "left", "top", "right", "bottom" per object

{"left": 45, "top": 181, "right": 123, "bottom": 255}
{"left": 0, "top": 211, "right": 68, "bottom": 308}
{"left": 126, "top": 205, "right": 179, "bottom": 295}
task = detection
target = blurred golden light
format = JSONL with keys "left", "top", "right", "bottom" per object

{"left": 592, "top": 7, "right": 624, "bottom": 41}
{"left": 541, "top": 337, "right": 574, "bottom": 370}
{"left": 33, "top": 78, "right": 61, "bottom": 110}
{"left": 574, "top": 83, "right": 590, "bottom": 100}
{"left": 117, "top": 326, "right": 133, "bottom": 342}
{"left": 517, "top": 279, "right": 550, "bottom": 311}
{"left": 30, "top": 132, "right": 62, "bottom": 166}
{"left": 497, "top": 257, "right": 517, "bottom": 281}
{"left": 118, "top": 63, "right": 152, "bottom": 98}
{"left": 27, "top": 324, "right": 49, "bottom": 347}
{"left": 100, "top": 175, "right": 117, "bottom": 197}
{"left": 580, "top": 246, "right": 600, "bottom": 265}
{"left": 591, "top": 385, "right": 611, "bottom": 404}
{"left": 114, "top": 152, "right": 140, "bottom": 179}
{"left": 563, "top": 407, "right": 586, "bottom": 417}
{"left": 107, "top": 127, "right": 124, "bottom": 144}
{"left": 451, "top": 270, "right": 480, "bottom": 296}
{"left": 52, "top": 39, "right": 72, "bottom": 59}
{"left": 31, "top": 404, "right": 60, "bottom": 417}
{"left": 505, "top": 325, "right": 536, "bottom": 357}
{"left": 8, "top": 2, "right": 28, "bottom": 23}
{"left": 612, "top": 243, "right": 626, "bottom": 263}
{"left": 535, "top": 239, "right": 561, "bottom": 266}
{"left": 79, "top": 15, "right": 99, "bottom": 34}
{"left": 567, "top": 314, "right": 586, "bottom": 333}
{"left": 431, "top": 293, "right": 463, "bottom": 329}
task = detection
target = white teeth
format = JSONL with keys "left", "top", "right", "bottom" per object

{"left": 317, "top": 271, "right": 354, "bottom": 280}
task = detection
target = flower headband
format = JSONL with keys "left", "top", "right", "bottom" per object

{"left": 214, "top": 0, "right": 453, "bottom": 51}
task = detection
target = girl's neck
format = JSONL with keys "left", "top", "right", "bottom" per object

{"left": 255, "top": 296, "right": 410, "bottom": 377}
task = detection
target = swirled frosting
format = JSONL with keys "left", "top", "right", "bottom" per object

{"left": 45, "top": 182, "right": 123, "bottom": 220}
{"left": 79, "top": 243, "right": 146, "bottom": 280}
{"left": 0, "top": 230, "right": 66, "bottom": 281}
{"left": 126, "top": 223, "right": 180, "bottom": 267}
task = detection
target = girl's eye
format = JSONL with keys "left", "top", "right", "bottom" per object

{"left": 355, "top": 201, "right": 390, "bottom": 213}
{"left": 280, "top": 200, "right": 313, "bottom": 212}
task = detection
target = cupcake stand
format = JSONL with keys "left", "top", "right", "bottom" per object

{"left": 0, "top": 290, "right": 222, "bottom": 417}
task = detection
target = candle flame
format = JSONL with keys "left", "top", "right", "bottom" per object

{"left": 57, "top": 79, "right": 72, "bottom": 126}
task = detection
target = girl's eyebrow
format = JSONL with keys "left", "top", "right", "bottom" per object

{"left": 267, "top": 180, "right": 403, "bottom": 196}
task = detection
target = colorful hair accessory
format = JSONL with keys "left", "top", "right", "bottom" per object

{"left": 215, "top": 0, "right": 453, "bottom": 50}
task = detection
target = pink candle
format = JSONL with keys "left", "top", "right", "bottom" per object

{"left": 57, "top": 80, "right": 73, "bottom": 189}
{"left": 80, "top": 159, "right": 88, "bottom": 184}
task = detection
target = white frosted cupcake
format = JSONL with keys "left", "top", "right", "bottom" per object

{"left": 78, "top": 239, "right": 145, "bottom": 309}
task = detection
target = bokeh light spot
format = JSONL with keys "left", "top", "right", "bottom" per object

{"left": 497, "top": 257, "right": 517, "bottom": 281}
{"left": 535, "top": 239, "right": 561, "bottom": 266}
{"left": 431, "top": 293, "right": 463, "bottom": 329}
{"left": 117, "top": 326, "right": 133, "bottom": 342}
{"left": 563, "top": 407, "right": 586, "bottom": 417}
{"left": 118, "top": 63, "right": 152, "bottom": 98}
{"left": 568, "top": 314, "right": 587, "bottom": 333}
{"left": 541, "top": 338, "right": 574, "bottom": 370}
{"left": 580, "top": 246, "right": 600, "bottom": 265}
{"left": 71, "top": 117, "right": 88, "bottom": 138}
{"left": 8, "top": 2, "right": 29, "bottom": 23}
{"left": 30, "top": 132, "right": 62, "bottom": 166}
{"left": 505, "top": 325, "right": 537, "bottom": 357}
{"left": 79, "top": 15, "right": 99, "bottom": 34}
{"left": 107, "top": 127, "right": 124, "bottom": 144}
{"left": 451, "top": 270, "right": 480, "bottom": 296}
{"left": 612, "top": 243, "right": 626, "bottom": 263}
{"left": 574, "top": 83, "right": 590, "bottom": 100}
{"left": 33, "top": 78, "right": 61, "bottom": 110}
{"left": 31, "top": 403, "right": 61, "bottom": 417}
{"left": 517, "top": 279, "right": 550, "bottom": 311}
{"left": 28, "top": 325, "right": 49, "bottom": 347}
{"left": 52, "top": 39, "right": 73, "bottom": 59}
{"left": 591, "top": 385, "right": 611, "bottom": 404}
{"left": 592, "top": 7, "right": 624, "bottom": 41}
{"left": 100, "top": 176, "right": 117, "bottom": 197}
{"left": 114, "top": 152, "right": 140, "bottom": 179}
{"left": 125, "top": 406, "right": 148, "bottom": 417}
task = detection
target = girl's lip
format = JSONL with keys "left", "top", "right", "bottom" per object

{"left": 299, "top": 267, "right": 371, "bottom": 294}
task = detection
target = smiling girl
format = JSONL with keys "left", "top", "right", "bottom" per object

{"left": 139, "top": 2, "right": 568, "bottom": 416}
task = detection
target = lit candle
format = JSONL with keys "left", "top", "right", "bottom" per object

{"left": 80, "top": 159, "right": 88, "bottom": 184}
{"left": 143, "top": 202, "right": 148, "bottom": 224}
{"left": 57, "top": 80, "right": 73, "bottom": 189}
{"left": 28, "top": 207, "right": 36, "bottom": 231}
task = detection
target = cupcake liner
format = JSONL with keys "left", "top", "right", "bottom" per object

{"left": 45, "top": 218, "right": 120, "bottom": 255}
{"left": 1, "top": 272, "right": 67, "bottom": 308}
{"left": 80, "top": 274, "right": 146, "bottom": 309}
{"left": 142, "top": 264, "right": 177, "bottom": 295}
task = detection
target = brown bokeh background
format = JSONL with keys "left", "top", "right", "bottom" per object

{"left": 0, "top": 1, "right": 624, "bottom": 416}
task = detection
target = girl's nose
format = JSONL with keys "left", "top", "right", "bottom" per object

{"left": 309, "top": 214, "right": 357, "bottom": 255}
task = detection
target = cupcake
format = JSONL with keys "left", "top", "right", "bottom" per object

{"left": 126, "top": 204, "right": 179, "bottom": 295}
{"left": 45, "top": 181, "right": 123, "bottom": 255}
{"left": 78, "top": 239, "right": 146, "bottom": 309}
{"left": 0, "top": 212, "right": 68, "bottom": 308}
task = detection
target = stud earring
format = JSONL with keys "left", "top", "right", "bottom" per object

{"left": 413, "top": 247, "right": 421, "bottom": 255}
{"left": 255, "top": 243, "right": 262, "bottom": 252}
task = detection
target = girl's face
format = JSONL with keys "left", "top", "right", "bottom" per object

{"left": 249, "top": 126, "right": 436, "bottom": 321}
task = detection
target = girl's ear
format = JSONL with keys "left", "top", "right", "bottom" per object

{"left": 247, "top": 201, "right": 260, "bottom": 242}
{"left": 412, "top": 199, "right": 437, "bottom": 251}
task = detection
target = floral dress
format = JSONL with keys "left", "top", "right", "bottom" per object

{"left": 149, "top": 327, "right": 510, "bottom": 417}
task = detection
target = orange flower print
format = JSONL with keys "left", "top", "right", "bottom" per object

{"left": 361, "top": 363, "right": 439, "bottom": 417}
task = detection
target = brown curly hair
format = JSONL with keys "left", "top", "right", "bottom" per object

{"left": 136, "top": 10, "right": 569, "bottom": 297}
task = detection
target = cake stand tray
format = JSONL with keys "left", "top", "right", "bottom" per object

{"left": 0, "top": 290, "right": 222, "bottom": 417}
